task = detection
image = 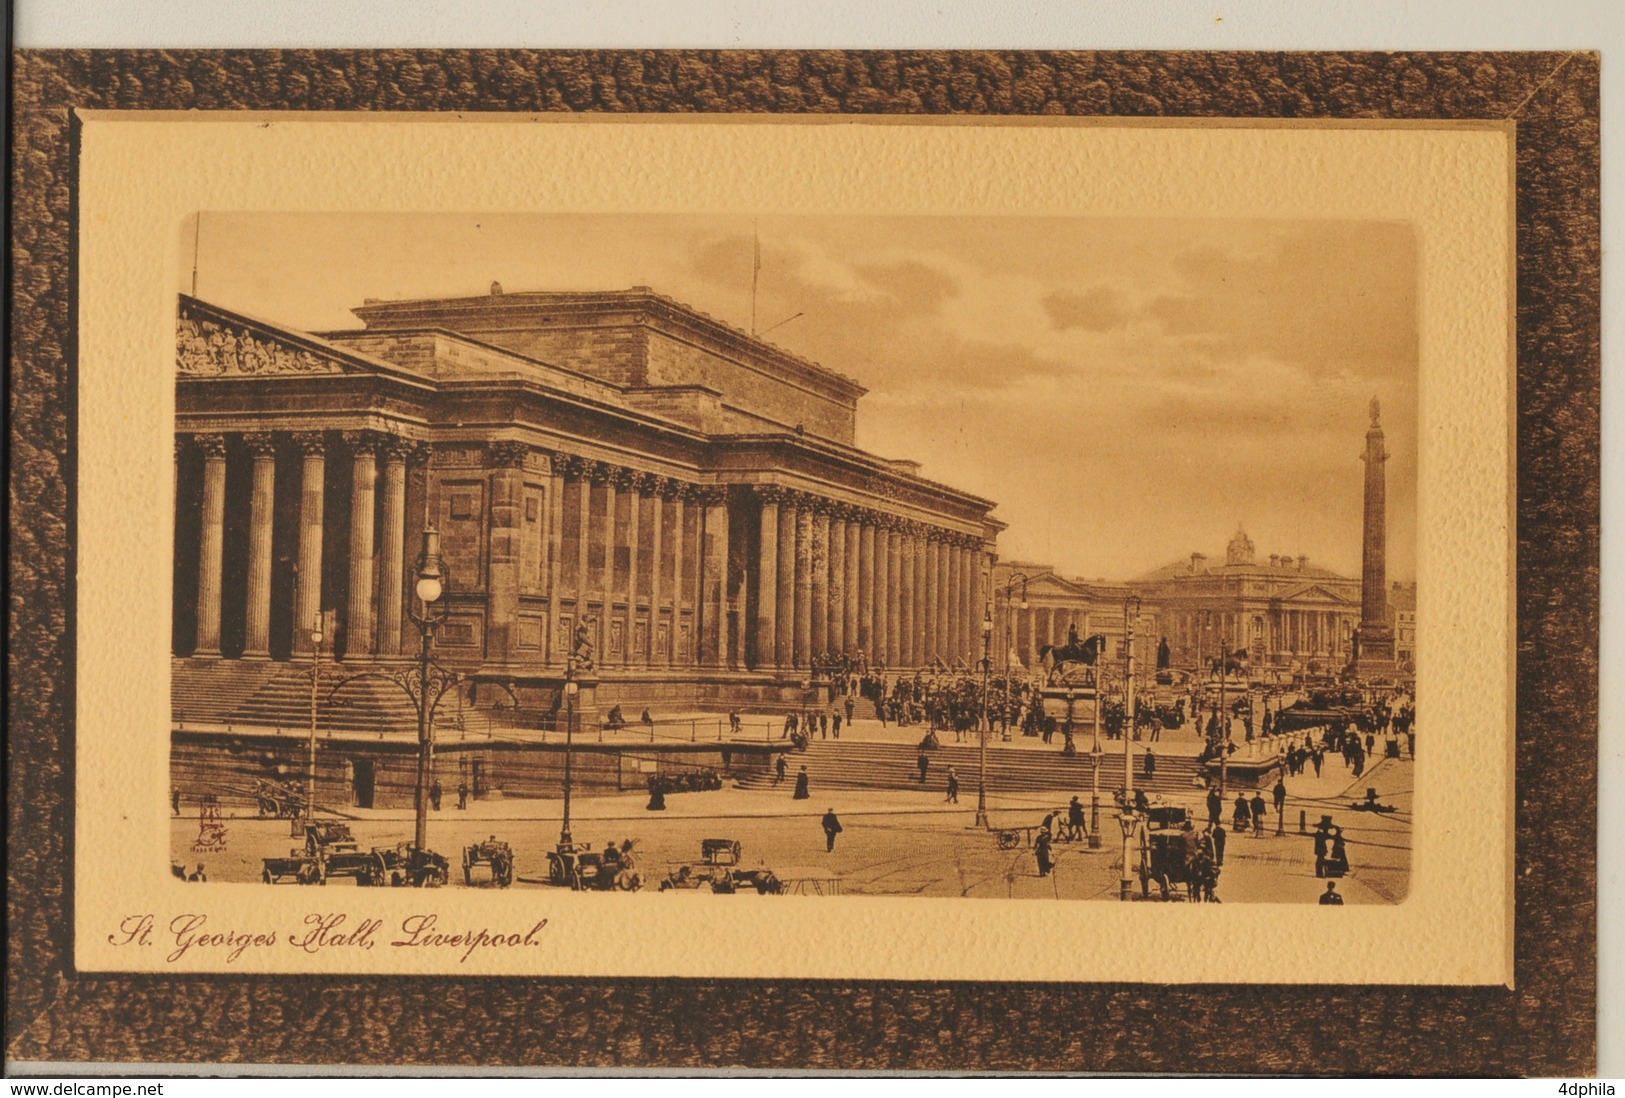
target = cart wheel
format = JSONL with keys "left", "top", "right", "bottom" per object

{"left": 262, "top": 868, "right": 273, "bottom": 884}
{"left": 463, "top": 864, "right": 473, "bottom": 886}
{"left": 547, "top": 857, "right": 565, "bottom": 887}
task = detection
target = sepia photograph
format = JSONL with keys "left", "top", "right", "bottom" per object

{"left": 10, "top": 44, "right": 1597, "bottom": 1075}
{"left": 169, "top": 211, "right": 1417, "bottom": 908}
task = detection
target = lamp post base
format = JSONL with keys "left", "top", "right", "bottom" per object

{"left": 972, "top": 809, "right": 989, "bottom": 829}
{"left": 1120, "top": 879, "right": 1134, "bottom": 902}
{"left": 1088, "top": 833, "right": 1102, "bottom": 850}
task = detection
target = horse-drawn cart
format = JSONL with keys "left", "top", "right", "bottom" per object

{"left": 1130, "top": 806, "right": 1220, "bottom": 902}
{"left": 463, "top": 837, "right": 515, "bottom": 887}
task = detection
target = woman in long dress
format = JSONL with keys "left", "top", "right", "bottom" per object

{"left": 792, "top": 766, "right": 811, "bottom": 800}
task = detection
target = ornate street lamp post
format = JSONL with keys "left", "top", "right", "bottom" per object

{"left": 301, "top": 612, "right": 329, "bottom": 835}
{"left": 1000, "top": 573, "right": 1032, "bottom": 739}
{"left": 975, "top": 603, "right": 993, "bottom": 829}
{"left": 1120, "top": 594, "right": 1141, "bottom": 901}
{"left": 1090, "top": 660, "right": 1104, "bottom": 847}
{"left": 561, "top": 650, "right": 579, "bottom": 848}
{"left": 329, "top": 529, "right": 459, "bottom": 867}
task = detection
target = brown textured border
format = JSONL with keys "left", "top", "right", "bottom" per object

{"left": 7, "top": 50, "right": 1598, "bottom": 1074}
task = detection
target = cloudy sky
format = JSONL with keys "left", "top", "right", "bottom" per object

{"left": 185, "top": 211, "right": 1418, "bottom": 583}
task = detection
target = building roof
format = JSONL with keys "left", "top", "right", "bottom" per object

{"left": 1131, "top": 553, "right": 1351, "bottom": 584}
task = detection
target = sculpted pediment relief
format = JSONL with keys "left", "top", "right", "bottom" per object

{"left": 177, "top": 312, "right": 350, "bottom": 377}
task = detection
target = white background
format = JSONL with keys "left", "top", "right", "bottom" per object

{"left": 12, "top": 0, "right": 1620, "bottom": 1079}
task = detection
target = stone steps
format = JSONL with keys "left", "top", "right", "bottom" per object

{"left": 737, "top": 739, "right": 1203, "bottom": 796}
{"left": 171, "top": 658, "right": 285, "bottom": 724}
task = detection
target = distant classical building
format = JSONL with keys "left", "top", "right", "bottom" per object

{"left": 172, "top": 285, "right": 1003, "bottom": 715}
{"left": 1132, "top": 528, "right": 1362, "bottom": 672}
{"left": 1388, "top": 580, "right": 1417, "bottom": 672}
{"left": 995, "top": 527, "right": 1366, "bottom": 679}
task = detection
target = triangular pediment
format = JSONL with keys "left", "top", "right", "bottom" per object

{"left": 1276, "top": 583, "right": 1354, "bottom": 604}
{"left": 177, "top": 295, "right": 405, "bottom": 380}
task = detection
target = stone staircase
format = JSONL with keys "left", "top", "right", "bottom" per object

{"left": 171, "top": 658, "right": 285, "bottom": 724}
{"left": 736, "top": 738, "right": 1203, "bottom": 796}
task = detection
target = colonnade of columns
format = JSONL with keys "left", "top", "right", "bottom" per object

{"left": 176, "top": 433, "right": 991, "bottom": 675}
{"left": 1163, "top": 606, "right": 1357, "bottom": 666}
{"left": 549, "top": 455, "right": 726, "bottom": 671}
{"left": 752, "top": 486, "right": 986, "bottom": 671}
{"left": 1000, "top": 603, "right": 1096, "bottom": 671}
{"left": 178, "top": 429, "right": 423, "bottom": 662}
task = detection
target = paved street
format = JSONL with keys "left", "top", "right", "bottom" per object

{"left": 175, "top": 735, "right": 1409, "bottom": 904}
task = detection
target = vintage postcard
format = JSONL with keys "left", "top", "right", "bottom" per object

{"left": 73, "top": 111, "right": 1511, "bottom": 983}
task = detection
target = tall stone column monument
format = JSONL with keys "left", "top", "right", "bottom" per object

{"left": 1354, "top": 397, "right": 1397, "bottom": 678}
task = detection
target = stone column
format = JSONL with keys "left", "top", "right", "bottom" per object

{"left": 755, "top": 486, "right": 781, "bottom": 670}
{"left": 945, "top": 539, "right": 960, "bottom": 666}
{"left": 291, "top": 432, "right": 326, "bottom": 656}
{"left": 598, "top": 465, "right": 619, "bottom": 640}
{"left": 620, "top": 469, "right": 644, "bottom": 667}
{"left": 374, "top": 437, "right": 412, "bottom": 659}
{"left": 858, "top": 518, "right": 876, "bottom": 660}
{"left": 240, "top": 433, "right": 277, "bottom": 660}
{"left": 546, "top": 455, "right": 566, "bottom": 664}
{"left": 571, "top": 460, "right": 592, "bottom": 622}
{"left": 342, "top": 433, "right": 379, "bottom": 658}
{"left": 192, "top": 434, "right": 228, "bottom": 657}
{"left": 794, "top": 504, "right": 813, "bottom": 668}
{"left": 890, "top": 526, "right": 916, "bottom": 669}
{"left": 775, "top": 493, "right": 796, "bottom": 668}
{"left": 647, "top": 477, "right": 667, "bottom": 667}
{"left": 485, "top": 441, "right": 528, "bottom": 664}
{"left": 669, "top": 482, "right": 689, "bottom": 665}
{"left": 698, "top": 486, "right": 729, "bottom": 667}
{"left": 843, "top": 517, "right": 860, "bottom": 657}
{"left": 884, "top": 522, "right": 902, "bottom": 668}
{"left": 911, "top": 529, "right": 928, "bottom": 666}
{"left": 828, "top": 508, "right": 847, "bottom": 657}
{"left": 920, "top": 534, "right": 938, "bottom": 666}
{"left": 809, "top": 503, "right": 830, "bottom": 662}
{"left": 936, "top": 537, "right": 951, "bottom": 664}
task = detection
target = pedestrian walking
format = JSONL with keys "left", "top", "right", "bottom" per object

{"left": 1233, "top": 794, "right": 1251, "bottom": 833}
{"left": 822, "top": 808, "right": 843, "bottom": 852}
{"left": 1250, "top": 791, "right": 1267, "bottom": 836}
{"left": 1206, "top": 787, "right": 1222, "bottom": 828}
{"left": 832, "top": 712, "right": 843, "bottom": 739}
{"left": 774, "top": 755, "right": 788, "bottom": 785}
{"left": 844, "top": 697, "right": 855, "bottom": 724}
{"left": 1143, "top": 746, "right": 1157, "bottom": 780}
{"left": 457, "top": 780, "right": 469, "bottom": 810}
{"left": 1034, "top": 831, "right": 1055, "bottom": 877}
{"left": 1067, "top": 795, "right": 1086, "bottom": 841}
{"left": 945, "top": 768, "right": 960, "bottom": 804}
{"left": 1272, "top": 775, "right": 1287, "bottom": 815}
{"left": 1211, "top": 823, "right": 1227, "bottom": 867}
{"left": 729, "top": 710, "right": 742, "bottom": 736}
{"left": 430, "top": 779, "right": 443, "bottom": 812}
{"left": 917, "top": 751, "right": 930, "bottom": 784}
{"left": 793, "top": 766, "right": 811, "bottom": 800}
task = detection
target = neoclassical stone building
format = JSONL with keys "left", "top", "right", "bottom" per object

{"left": 993, "top": 527, "right": 1366, "bottom": 680}
{"left": 172, "top": 286, "right": 1002, "bottom": 712}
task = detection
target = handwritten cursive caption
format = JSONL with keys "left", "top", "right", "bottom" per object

{"left": 108, "top": 912, "right": 549, "bottom": 965}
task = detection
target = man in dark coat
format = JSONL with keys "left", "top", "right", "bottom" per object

{"left": 1250, "top": 791, "right": 1267, "bottom": 836}
{"left": 1067, "top": 796, "right": 1086, "bottom": 841}
{"left": 1210, "top": 824, "right": 1227, "bottom": 867}
{"left": 1272, "top": 776, "right": 1287, "bottom": 820}
{"left": 1233, "top": 794, "right": 1251, "bottom": 833}
{"left": 917, "top": 751, "right": 930, "bottom": 784}
{"left": 430, "top": 779, "right": 443, "bottom": 811}
{"left": 1319, "top": 882, "right": 1344, "bottom": 905}
{"left": 945, "top": 768, "right": 960, "bottom": 804}
{"left": 1034, "top": 831, "right": 1055, "bottom": 877}
{"left": 821, "top": 808, "right": 843, "bottom": 852}
{"left": 774, "top": 755, "right": 788, "bottom": 785}
{"left": 1313, "top": 817, "right": 1333, "bottom": 877}
{"left": 1206, "top": 787, "right": 1223, "bottom": 828}
{"left": 793, "top": 766, "right": 811, "bottom": 800}
{"left": 1143, "top": 747, "right": 1156, "bottom": 779}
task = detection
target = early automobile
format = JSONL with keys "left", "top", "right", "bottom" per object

{"left": 659, "top": 838, "right": 782, "bottom": 894}
{"left": 262, "top": 823, "right": 449, "bottom": 887}
{"left": 545, "top": 838, "right": 643, "bottom": 891}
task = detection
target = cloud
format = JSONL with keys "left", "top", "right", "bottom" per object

{"left": 1043, "top": 285, "right": 1129, "bottom": 332}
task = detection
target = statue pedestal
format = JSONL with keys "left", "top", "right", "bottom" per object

{"left": 568, "top": 678, "right": 600, "bottom": 734}
{"left": 1353, "top": 623, "right": 1397, "bottom": 680}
